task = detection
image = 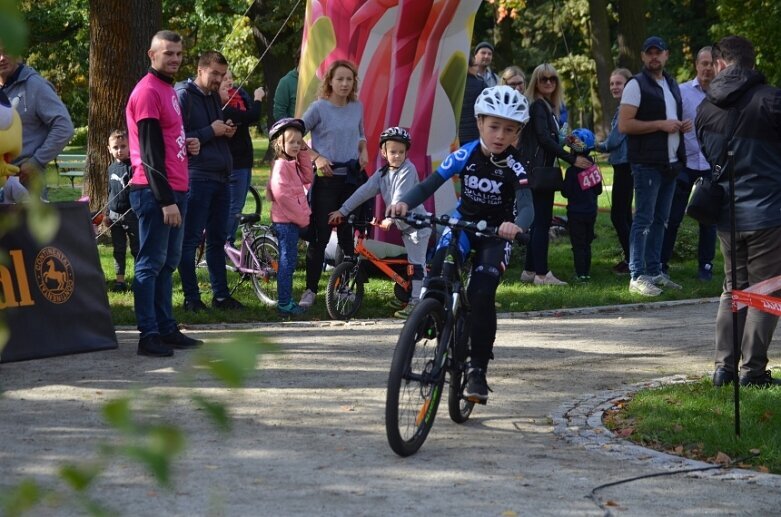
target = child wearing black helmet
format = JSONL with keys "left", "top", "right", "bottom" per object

{"left": 561, "top": 128, "right": 603, "bottom": 281}
{"left": 266, "top": 117, "right": 314, "bottom": 315}
{"left": 329, "top": 127, "right": 432, "bottom": 318}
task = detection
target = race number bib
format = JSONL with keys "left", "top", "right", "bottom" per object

{"left": 577, "top": 163, "right": 602, "bottom": 191}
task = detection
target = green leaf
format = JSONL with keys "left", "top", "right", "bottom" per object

{"left": 194, "top": 336, "right": 276, "bottom": 388}
{"left": 102, "top": 397, "right": 133, "bottom": 431}
{"left": 1, "top": 479, "right": 42, "bottom": 517}
{"left": 59, "top": 463, "right": 101, "bottom": 492}
{"left": 0, "top": 0, "right": 28, "bottom": 55}
{"left": 192, "top": 394, "right": 231, "bottom": 432}
{"left": 25, "top": 198, "right": 60, "bottom": 245}
{"left": 147, "top": 424, "right": 185, "bottom": 457}
{"left": 121, "top": 445, "right": 173, "bottom": 487}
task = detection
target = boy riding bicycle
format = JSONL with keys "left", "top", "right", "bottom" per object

{"left": 387, "top": 85, "right": 531, "bottom": 402}
{"left": 329, "top": 126, "right": 431, "bottom": 318}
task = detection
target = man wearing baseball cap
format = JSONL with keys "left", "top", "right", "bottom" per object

{"left": 473, "top": 41, "right": 498, "bottom": 87}
{"left": 618, "top": 35, "right": 691, "bottom": 297}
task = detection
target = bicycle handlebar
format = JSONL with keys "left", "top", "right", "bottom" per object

{"left": 392, "top": 212, "right": 530, "bottom": 245}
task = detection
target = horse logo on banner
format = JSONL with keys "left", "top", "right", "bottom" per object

{"left": 34, "top": 247, "right": 75, "bottom": 304}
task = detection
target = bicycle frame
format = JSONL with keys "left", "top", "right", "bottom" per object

{"left": 224, "top": 221, "right": 276, "bottom": 277}
{"left": 422, "top": 227, "right": 467, "bottom": 387}
{"left": 352, "top": 226, "right": 412, "bottom": 292}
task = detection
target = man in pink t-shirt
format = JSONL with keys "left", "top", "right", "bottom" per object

{"left": 125, "top": 30, "right": 202, "bottom": 357}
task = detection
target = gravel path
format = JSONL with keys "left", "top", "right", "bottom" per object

{"left": 1, "top": 300, "right": 779, "bottom": 516}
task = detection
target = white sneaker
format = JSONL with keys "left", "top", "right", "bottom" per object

{"left": 629, "top": 276, "right": 662, "bottom": 296}
{"left": 520, "top": 270, "right": 536, "bottom": 283}
{"left": 652, "top": 273, "right": 682, "bottom": 290}
{"left": 299, "top": 289, "right": 316, "bottom": 308}
{"left": 534, "top": 271, "right": 568, "bottom": 285}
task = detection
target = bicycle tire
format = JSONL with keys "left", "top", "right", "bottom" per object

{"left": 448, "top": 307, "right": 474, "bottom": 422}
{"left": 247, "top": 184, "right": 262, "bottom": 215}
{"left": 448, "top": 365, "right": 474, "bottom": 423}
{"left": 248, "top": 235, "right": 279, "bottom": 306}
{"left": 325, "top": 261, "right": 364, "bottom": 320}
{"left": 385, "top": 298, "right": 446, "bottom": 457}
{"left": 393, "top": 281, "right": 411, "bottom": 304}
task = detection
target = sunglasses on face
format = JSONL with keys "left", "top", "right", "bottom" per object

{"left": 540, "top": 76, "right": 558, "bottom": 84}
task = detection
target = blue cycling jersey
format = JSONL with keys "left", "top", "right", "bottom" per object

{"left": 436, "top": 140, "right": 527, "bottom": 226}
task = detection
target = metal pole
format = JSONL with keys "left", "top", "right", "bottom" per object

{"left": 727, "top": 150, "right": 740, "bottom": 437}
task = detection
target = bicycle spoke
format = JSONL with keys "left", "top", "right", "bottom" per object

{"left": 386, "top": 298, "right": 445, "bottom": 456}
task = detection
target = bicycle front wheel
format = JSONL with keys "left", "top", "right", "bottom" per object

{"left": 385, "top": 298, "right": 446, "bottom": 457}
{"left": 325, "top": 261, "right": 364, "bottom": 320}
{"left": 248, "top": 235, "right": 279, "bottom": 306}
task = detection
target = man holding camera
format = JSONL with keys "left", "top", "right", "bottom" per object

{"left": 176, "top": 50, "right": 244, "bottom": 313}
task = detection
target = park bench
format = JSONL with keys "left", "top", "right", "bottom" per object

{"left": 55, "top": 154, "right": 86, "bottom": 188}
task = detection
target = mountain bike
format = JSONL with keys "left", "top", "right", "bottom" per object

{"left": 223, "top": 212, "right": 279, "bottom": 305}
{"left": 325, "top": 217, "right": 413, "bottom": 320}
{"left": 384, "top": 212, "right": 527, "bottom": 457}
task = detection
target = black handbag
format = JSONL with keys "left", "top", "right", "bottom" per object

{"left": 528, "top": 166, "right": 563, "bottom": 191}
{"left": 686, "top": 176, "right": 724, "bottom": 225}
{"left": 686, "top": 108, "right": 739, "bottom": 226}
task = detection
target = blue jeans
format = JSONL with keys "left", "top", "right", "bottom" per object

{"left": 660, "top": 167, "right": 717, "bottom": 271}
{"left": 226, "top": 168, "right": 252, "bottom": 243}
{"left": 130, "top": 188, "right": 188, "bottom": 338}
{"left": 178, "top": 178, "right": 231, "bottom": 302}
{"left": 628, "top": 163, "right": 678, "bottom": 279}
{"left": 274, "top": 222, "right": 302, "bottom": 306}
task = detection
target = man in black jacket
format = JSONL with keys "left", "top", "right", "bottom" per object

{"left": 696, "top": 35, "right": 781, "bottom": 388}
{"left": 619, "top": 36, "right": 691, "bottom": 297}
{"left": 176, "top": 50, "right": 244, "bottom": 312}
{"left": 458, "top": 55, "right": 485, "bottom": 145}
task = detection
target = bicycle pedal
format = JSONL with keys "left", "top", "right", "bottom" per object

{"left": 465, "top": 395, "right": 487, "bottom": 405}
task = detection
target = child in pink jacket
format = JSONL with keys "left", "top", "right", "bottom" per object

{"left": 266, "top": 118, "right": 313, "bottom": 315}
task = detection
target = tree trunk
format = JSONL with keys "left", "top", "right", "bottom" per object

{"left": 616, "top": 0, "right": 645, "bottom": 74}
{"left": 588, "top": 0, "right": 614, "bottom": 139}
{"left": 85, "top": 0, "right": 161, "bottom": 211}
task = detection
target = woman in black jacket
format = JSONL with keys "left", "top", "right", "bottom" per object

{"left": 220, "top": 70, "right": 265, "bottom": 244}
{"left": 519, "top": 63, "right": 591, "bottom": 285}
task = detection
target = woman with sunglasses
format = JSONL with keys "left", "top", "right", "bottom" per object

{"left": 519, "top": 63, "right": 591, "bottom": 285}
{"left": 501, "top": 65, "right": 526, "bottom": 94}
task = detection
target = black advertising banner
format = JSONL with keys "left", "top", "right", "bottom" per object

{"left": 0, "top": 202, "right": 118, "bottom": 362}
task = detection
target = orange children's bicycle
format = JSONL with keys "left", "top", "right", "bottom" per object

{"left": 325, "top": 217, "right": 415, "bottom": 320}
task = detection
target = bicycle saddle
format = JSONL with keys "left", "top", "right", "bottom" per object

{"left": 238, "top": 213, "right": 260, "bottom": 225}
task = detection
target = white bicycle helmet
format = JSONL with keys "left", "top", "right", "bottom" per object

{"left": 474, "top": 85, "right": 530, "bottom": 124}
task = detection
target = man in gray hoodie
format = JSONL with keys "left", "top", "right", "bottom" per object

{"left": 0, "top": 50, "right": 74, "bottom": 201}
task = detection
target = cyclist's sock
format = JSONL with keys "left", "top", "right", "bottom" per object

{"left": 411, "top": 279, "right": 423, "bottom": 301}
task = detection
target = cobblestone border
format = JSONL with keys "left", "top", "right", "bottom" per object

{"left": 551, "top": 375, "right": 781, "bottom": 487}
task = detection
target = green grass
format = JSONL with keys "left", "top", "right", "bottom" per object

{"left": 605, "top": 379, "right": 781, "bottom": 474}
{"left": 46, "top": 140, "right": 723, "bottom": 324}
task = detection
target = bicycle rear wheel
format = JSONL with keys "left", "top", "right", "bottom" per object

{"left": 325, "top": 261, "right": 364, "bottom": 320}
{"left": 248, "top": 235, "right": 279, "bottom": 306}
{"left": 385, "top": 298, "right": 446, "bottom": 457}
{"left": 247, "top": 184, "right": 262, "bottom": 215}
{"left": 448, "top": 312, "right": 474, "bottom": 423}
{"left": 448, "top": 365, "right": 474, "bottom": 423}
